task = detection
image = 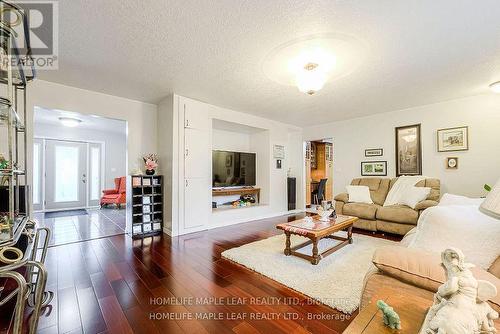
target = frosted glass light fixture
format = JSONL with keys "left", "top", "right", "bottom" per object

{"left": 59, "top": 117, "right": 82, "bottom": 127}
{"left": 262, "top": 33, "right": 367, "bottom": 95}
{"left": 295, "top": 63, "right": 328, "bottom": 95}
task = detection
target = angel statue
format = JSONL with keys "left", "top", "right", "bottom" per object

{"left": 420, "top": 248, "right": 498, "bottom": 334}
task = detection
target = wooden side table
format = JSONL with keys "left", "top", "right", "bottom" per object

{"left": 343, "top": 289, "right": 432, "bottom": 333}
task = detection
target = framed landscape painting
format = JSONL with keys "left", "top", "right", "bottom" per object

{"left": 395, "top": 124, "right": 422, "bottom": 176}
{"left": 361, "top": 161, "right": 387, "bottom": 176}
{"left": 437, "top": 126, "right": 469, "bottom": 152}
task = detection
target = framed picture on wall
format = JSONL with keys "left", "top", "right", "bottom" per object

{"left": 273, "top": 144, "right": 285, "bottom": 159}
{"left": 364, "top": 148, "right": 383, "bottom": 157}
{"left": 395, "top": 124, "right": 422, "bottom": 176}
{"left": 446, "top": 157, "right": 459, "bottom": 169}
{"left": 437, "top": 126, "right": 469, "bottom": 152}
{"left": 361, "top": 161, "right": 387, "bottom": 176}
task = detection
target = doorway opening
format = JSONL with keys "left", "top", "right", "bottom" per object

{"left": 304, "top": 138, "right": 334, "bottom": 212}
{"left": 33, "top": 107, "right": 127, "bottom": 246}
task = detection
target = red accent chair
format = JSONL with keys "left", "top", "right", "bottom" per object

{"left": 100, "top": 177, "right": 126, "bottom": 208}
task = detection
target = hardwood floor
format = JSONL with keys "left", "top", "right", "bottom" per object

{"left": 1, "top": 213, "right": 401, "bottom": 334}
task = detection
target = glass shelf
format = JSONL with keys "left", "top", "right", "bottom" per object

{"left": 0, "top": 97, "right": 24, "bottom": 129}
{"left": 0, "top": 2, "right": 36, "bottom": 86}
{"left": 0, "top": 169, "right": 25, "bottom": 176}
{"left": 0, "top": 214, "right": 27, "bottom": 248}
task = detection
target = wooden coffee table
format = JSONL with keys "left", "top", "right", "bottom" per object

{"left": 276, "top": 215, "right": 358, "bottom": 265}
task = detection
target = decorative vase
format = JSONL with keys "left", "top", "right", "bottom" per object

{"left": 145, "top": 169, "right": 155, "bottom": 175}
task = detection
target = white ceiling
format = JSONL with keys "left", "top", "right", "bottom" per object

{"left": 38, "top": 0, "right": 500, "bottom": 126}
{"left": 34, "top": 107, "right": 127, "bottom": 135}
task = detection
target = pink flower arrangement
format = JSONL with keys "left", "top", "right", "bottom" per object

{"left": 143, "top": 153, "right": 158, "bottom": 171}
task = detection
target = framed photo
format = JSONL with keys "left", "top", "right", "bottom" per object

{"left": 446, "top": 157, "right": 458, "bottom": 169}
{"left": 395, "top": 124, "right": 422, "bottom": 176}
{"left": 365, "top": 148, "right": 383, "bottom": 157}
{"left": 273, "top": 144, "right": 285, "bottom": 159}
{"left": 361, "top": 161, "right": 387, "bottom": 176}
{"left": 437, "top": 126, "right": 469, "bottom": 152}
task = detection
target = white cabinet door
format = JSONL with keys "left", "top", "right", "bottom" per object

{"left": 185, "top": 128, "right": 210, "bottom": 179}
{"left": 184, "top": 178, "right": 210, "bottom": 229}
{"left": 183, "top": 98, "right": 209, "bottom": 130}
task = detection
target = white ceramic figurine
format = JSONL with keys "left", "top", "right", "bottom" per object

{"left": 420, "top": 248, "right": 498, "bottom": 334}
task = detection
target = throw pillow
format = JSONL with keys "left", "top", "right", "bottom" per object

{"left": 346, "top": 185, "right": 373, "bottom": 204}
{"left": 399, "top": 186, "right": 431, "bottom": 209}
{"left": 372, "top": 245, "right": 500, "bottom": 311}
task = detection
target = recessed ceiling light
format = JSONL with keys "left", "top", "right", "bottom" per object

{"left": 59, "top": 117, "right": 82, "bottom": 127}
{"left": 489, "top": 81, "right": 500, "bottom": 93}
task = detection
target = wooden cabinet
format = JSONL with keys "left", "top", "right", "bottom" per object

{"left": 310, "top": 142, "right": 317, "bottom": 169}
{"left": 326, "top": 143, "right": 333, "bottom": 200}
{"left": 308, "top": 142, "right": 334, "bottom": 203}
{"left": 305, "top": 142, "right": 311, "bottom": 205}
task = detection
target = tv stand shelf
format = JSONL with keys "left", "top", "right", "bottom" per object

{"left": 212, "top": 187, "right": 260, "bottom": 203}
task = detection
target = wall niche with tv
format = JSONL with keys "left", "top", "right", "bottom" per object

{"left": 211, "top": 119, "right": 268, "bottom": 211}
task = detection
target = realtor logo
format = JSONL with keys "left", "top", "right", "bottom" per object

{"left": 1, "top": 0, "right": 58, "bottom": 70}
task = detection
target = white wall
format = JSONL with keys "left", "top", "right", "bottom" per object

{"left": 207, "top": 100, "right": 303, "bottom": 227}
{"left": 22, "top": 80, "right": 157, "bottom": 218}
{"left": 303, "top": 94, "right": 500, "bottom": 197}
{"left": 157, "top": 95, "right": 175, "bottom": 234}
{"left": 157, "top": 94, "right": 303, "bottom": 235}
{"left": 212, "top": 129, "right": 250, "bottom": 152}
{"left": 27, "top": 80, "right": 158, "bottom": 177}
{"left": 34, "top": 123, "right": 126, "bottom": 189}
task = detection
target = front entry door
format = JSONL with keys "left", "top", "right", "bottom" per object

{"left": 45, "top": 140, "right": 87, "bottom": 210}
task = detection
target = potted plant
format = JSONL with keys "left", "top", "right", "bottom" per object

{"left": 143, "top": 154, "right": 158, "bottom": 175}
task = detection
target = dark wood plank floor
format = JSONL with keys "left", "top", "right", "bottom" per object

{"left": 2, "top": 213, "right": 401, "bottom": 334}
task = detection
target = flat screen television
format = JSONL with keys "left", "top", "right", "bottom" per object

{"left": 212, "top": 150, "right": 256, "bottom": 187}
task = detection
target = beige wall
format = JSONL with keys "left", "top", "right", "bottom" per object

{"left": 303, "top": 94, "right": 500, "bottom": 197}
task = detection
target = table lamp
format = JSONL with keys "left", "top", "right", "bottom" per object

{"left": 480, "top": 179, "right": 500, "bottom": 219}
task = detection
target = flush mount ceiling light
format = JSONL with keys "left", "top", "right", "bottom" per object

{"left": 296, "top": 63, "right": 327, "bottom": 95}
{"left": 262, "top": 33, "right": 366, "bottom": 95}
{"left": 59, "top": 117, "right": 82, "bottom": 127}
{"left": 489, "top": 81, "right": 500, "bottom": 93}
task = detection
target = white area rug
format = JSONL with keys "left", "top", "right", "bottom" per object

{"left": 222, "top": 232, "right": 396, "bottom": 314}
